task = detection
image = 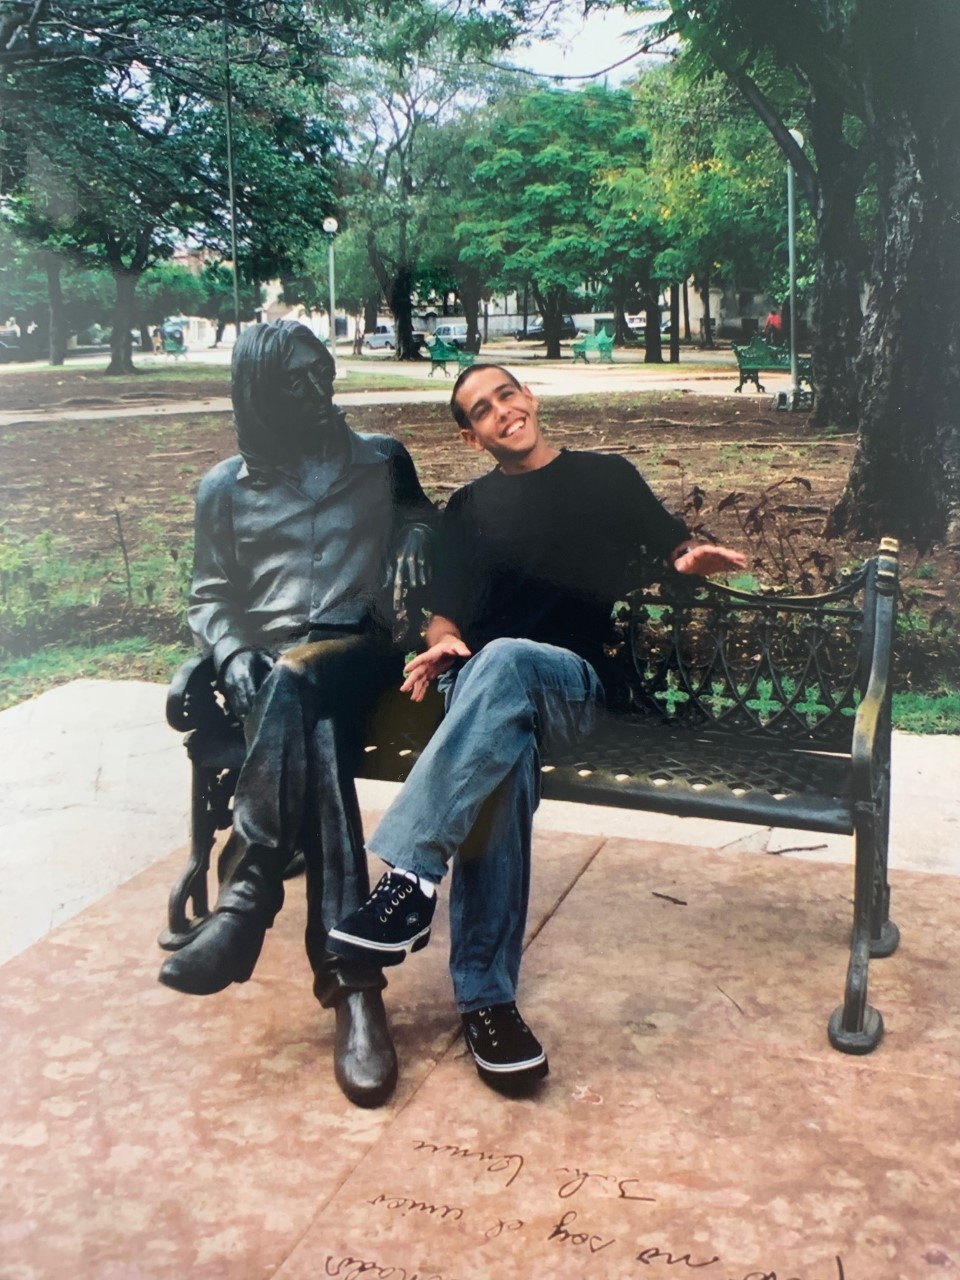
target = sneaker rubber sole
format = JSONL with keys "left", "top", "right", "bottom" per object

{"left": 327, "top": 924, "right": 431, "bottom": 966}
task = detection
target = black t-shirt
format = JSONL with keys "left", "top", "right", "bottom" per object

{"left": 430, "top": 449, "right": 688, "bottom": 676}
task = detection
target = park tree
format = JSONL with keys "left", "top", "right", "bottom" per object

{"left": 135, "top": 262, "right": 207, "bottom": 338}
{"left": 334, "top": 8, "right": 516, "bottom": 360}
{"left": 193, "top": 262, "right": 259, "bottom": 346}
{"left": 640, "top": 0, "right": 960, "bottom": 547}
{"left": 0, "top": 2, "right": 338, "bottom": 372}
{"left": 632, "top": 67, "right": 793, "bottom": 352}
{"left": 458, "top": 86, "right": 638, "bottom": 359}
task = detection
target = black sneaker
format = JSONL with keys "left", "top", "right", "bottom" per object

{"left": 327, "top": 872, "right": 435, "bottom": 966}
{"left": 461, "top": 1003, "right": 549, "bottom": 1090}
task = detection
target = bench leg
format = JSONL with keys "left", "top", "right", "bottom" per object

{"left": 429, "top": 363, "right": 449, "bottom": 377}
{"left": 866, "top": 758, "right": 899, "bottom": 958}
{"left": 827, "top": 794, "right": 896, "bottom": 1054}
{"left": 157, "top": 763, "right": 219, "bottom": 950}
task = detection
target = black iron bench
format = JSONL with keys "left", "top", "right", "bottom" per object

{"left": 161, "top": 539, "right": 900, "bottom": 1056}
{"left": 732, "top": 334, "right": 813, "bottom": 396}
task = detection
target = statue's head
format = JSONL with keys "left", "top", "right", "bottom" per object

{"left": 231, "top": 320, "right": 341, "bottom": 466}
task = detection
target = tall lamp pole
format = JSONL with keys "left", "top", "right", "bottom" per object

{"left": 786, "top": 128, "right": 804, "bottom": 410}
{"left": 322, "top": 216, "right": 339, "bottom": 370}
{"left": 222, "top": 11, "right": 241, "bottom": 341}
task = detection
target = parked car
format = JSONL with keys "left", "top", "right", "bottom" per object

{"left": 364, "top": 323, "right": 396, "bottom": 350}
{"left": 514, "top": 315, "right": 579, "bottom": 341}
{"left": 626, "top": 313, "right": 671, "bottom": 338}
{"left": 431, "top": 321, "right": 479, "bottom": 352}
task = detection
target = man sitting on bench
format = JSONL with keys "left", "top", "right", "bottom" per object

{"left": 327, "top": 363, "right": 746, "bottom": 1095}
{"left": 158, "top": 320, "right": 434, "bottom": 1108}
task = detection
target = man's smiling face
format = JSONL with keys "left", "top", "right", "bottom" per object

{"left": 453, "top": 366, "right": 547, "bottom": 473}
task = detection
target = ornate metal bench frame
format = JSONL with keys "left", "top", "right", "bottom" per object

{"left": 162, "top": 539, "right": 900, "bottom": 1056}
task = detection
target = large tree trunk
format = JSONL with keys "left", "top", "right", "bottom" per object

{"left": 808, "top": 87, "right": 866, "bottom": 433}
{"left": 830, "top": 6, "right": 960, "bottom": 548}
{"left": 106, "top": 269, "right": 139, "bottom": 375}
{"left": 44, "top": 252, "right": 67, "bottom": 366}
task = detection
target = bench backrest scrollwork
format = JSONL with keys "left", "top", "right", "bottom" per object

{"left": 618, "top": 544, "right": 898, "bottom": 749}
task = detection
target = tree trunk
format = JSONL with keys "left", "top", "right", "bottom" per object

{"left": 44, "top": 253, "right": 67, "bottom": 366}
{"left": 612, "top": 299, "right": 632, "bottom": 346}
{"left": 698, "top": 270, "right": 714, "bottom": 347}
{"left": 830, "top": 101, "right": 960, "bottom": 547}
{"left": 533, "top": 285, "right": 564, "bottom": 360}
{"left": 454, "top": 268, "right": 485, "bottom": 354}
{"left": 643, "top": 292, "right": 664, "bottom": 364}
{"left": 389, "top": 265, "right": 420, "bottom": 360}
{"left": 105, "top": 269, "right": 139, "bottom": 375}
{"left": 363, "top": 293, "right": 378, "bottom": 337}
{"left": 808, "top": 87, "right": 866, "bottom": 433}
{"left": 669, "top": 283, "right": 680, "bottom": 363}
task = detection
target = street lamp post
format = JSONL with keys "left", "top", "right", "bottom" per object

{"left": 786, "top": 128, "right": 804, "bottom": 410}
{"left": 222, "top": 13, "right": 241, "bottom": 342}
{"left": 322, "top": 216, "right": 338, "bottom": 370}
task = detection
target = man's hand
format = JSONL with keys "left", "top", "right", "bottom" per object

{"left": 221, "top": 649, "right": 274, "bottom": 720}
{"left": 671, "top": 543, "right": 748, "bottom": 577}
{"left": 392, "top": 524, "right": 432, "bottom": 615}
{"left": 400, "top": 635, "right": 472, "bottom": 703}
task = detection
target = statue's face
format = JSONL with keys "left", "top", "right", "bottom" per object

{"left": 233, "top": 321, "right": 341, "bottom": 462}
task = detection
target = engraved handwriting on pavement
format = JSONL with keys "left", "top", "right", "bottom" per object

{"left": 345, "top": 1136, "right": 847, "bottom": 1280}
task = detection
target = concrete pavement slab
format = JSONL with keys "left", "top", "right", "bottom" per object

{"left": 2, "top": 829, "right": 958, "bottom": 1279}
{"left": 0, "top": 680, "right": 189, "bottom": 964}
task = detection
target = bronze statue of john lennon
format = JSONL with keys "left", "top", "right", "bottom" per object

{"left": 158, "top": 320, "right": 434, "bottom": 1108}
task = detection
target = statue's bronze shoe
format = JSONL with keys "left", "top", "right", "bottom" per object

{"left": 334, "top": 988, "right": 399, "bottom": 1108}
{"left": 158, "top": 911, "right": 265, "bottom": 995}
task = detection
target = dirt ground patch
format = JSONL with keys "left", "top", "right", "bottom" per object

{"left": 0, "top": 368, "right": 956, "bottom": 692}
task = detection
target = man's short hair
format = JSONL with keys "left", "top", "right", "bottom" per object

{"left": 450, "top": 363, "right": 523, "bottom": 430}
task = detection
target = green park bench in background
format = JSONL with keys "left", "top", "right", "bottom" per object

{"left": 163, "top": 336, "right": 187, "bottom": 359}
{"left": 732, "top": 333, "right": 813, "bottom": 397}
{"left": 571, "top": 331, "right": 615, "bottom": 364}
{"left": 428, "top": 337, "right": 476, "bottom": 377}
{"left": 162, "top": 539, "right": 901, "bottom": 1058}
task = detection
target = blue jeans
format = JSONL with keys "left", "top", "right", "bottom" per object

{"left": 367, "top": 638, "right": 603, "bottom": 1013}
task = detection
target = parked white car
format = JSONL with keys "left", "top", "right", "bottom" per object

{"left": 364, "top": 324, "right": 396, "bottom": 350}
{"left": 431, "top": 322, "right": 479, "bottom": 351}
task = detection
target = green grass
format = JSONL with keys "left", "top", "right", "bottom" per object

{"left": 0, "top": 527, "right": 192, "bottom": 624}
{"left": 892, "top": 690, "right": 960, "bottom": 734}
{"left": 0, "top": 359, "right": 230, "bottom": 382}
{"left": 0, "top": 638, "right": 191, "bottom": 710}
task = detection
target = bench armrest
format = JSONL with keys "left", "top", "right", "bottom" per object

{"left": 851, "top": 541, "right": 899, "bottom": 799}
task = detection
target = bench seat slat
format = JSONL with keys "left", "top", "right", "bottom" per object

{"left": 357, "top": 724, "right": 854, "bottom": 833}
